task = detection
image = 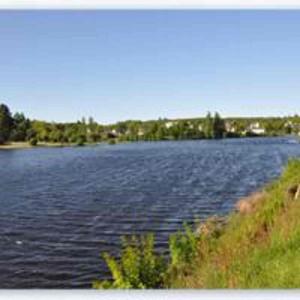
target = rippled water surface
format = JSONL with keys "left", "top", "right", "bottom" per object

{"left": 1, "top": 138, "right": 300, "bottom": 288}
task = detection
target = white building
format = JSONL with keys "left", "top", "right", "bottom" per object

{"left": 165, "top": 121, "right": 176, "bottom": 129}
{"left": 138, "top": 129, "right": 144, "bottom": 136}
{"left": 225, "top": 121, "right": 236, "bottom": 133}
{"left": 248, "top": 122, "right": 265, "bottom": 135}
{"left": 109, "top": 129, "right": 121, "bottom": 137}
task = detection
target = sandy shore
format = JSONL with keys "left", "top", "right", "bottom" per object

{"left": 0, "top": 142, "right": 71, "bottom": 150}
{"left": 0, "top": 142, "right": 107, "bottom": 150}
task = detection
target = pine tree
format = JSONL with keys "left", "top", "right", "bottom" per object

{"left": 0, "top": 103, "right": 13, "bottom": 144}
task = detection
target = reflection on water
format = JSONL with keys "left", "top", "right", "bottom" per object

{"left": 0, "top": 137, "right": 299, "bottom": 288}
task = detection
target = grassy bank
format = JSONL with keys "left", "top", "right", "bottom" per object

{"left": 172, "top": 159, "right": 300, "bottom": 288}
{"left": 94, "top": 159, "right": 300, "bottom": 288}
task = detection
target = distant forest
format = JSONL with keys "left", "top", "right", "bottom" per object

{"left": 0, "top": 103, "right": 299, "bottom": 146}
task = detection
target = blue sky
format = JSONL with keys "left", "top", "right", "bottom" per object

{"left": 0, "top": 10, "right": 300, "bottom": 123}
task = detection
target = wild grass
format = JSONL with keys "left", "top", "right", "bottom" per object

{"left": 94, "top": 159, "right": 300, "bottom": 289}
{"left": 175, "top": 159, "right": 300, "bottom": 288}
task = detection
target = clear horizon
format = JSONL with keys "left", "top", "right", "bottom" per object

{"left": 1, "top": 10, "right": 300, "bottom": 124}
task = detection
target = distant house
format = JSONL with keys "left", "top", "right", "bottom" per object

{"left": 248, "top": 122, "right": 265, "bottom": 135}
{"left": 107, "top": 130, "right": 118, "bottom": 139}
{"left": 111, "top": 129, "right": 119, "bottom": 136}
{"left": 106, "top": 128, "right": 124, "bottom": 138}
{"left": 165, "top": 121, "right": 176, "bottom": 129}
{"left": 138, "top": 129, "right": 144, "bottom": 136}
{"left": 225, "top": 121, "right": 236, "bottom": 133}
{"left": 198, "top": 124, "right": 203, "bottom": 131}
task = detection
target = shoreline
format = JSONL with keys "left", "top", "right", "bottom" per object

{"left": 0, "top": 142, "right": 103, "bottom": 150}
{"left": 0, "top": 135, "right": 298, "bottom": 150}
{"left": 94, "top": 159, "right": 300, "bottom": 288}
{"left": 0, "top": 142, "right": 72, "bottom": 150}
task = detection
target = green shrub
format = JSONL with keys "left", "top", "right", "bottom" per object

{"left": 93, "top": 225, "right": 202, "bottom": 289}
{"left": 169, "top": 223, "right": 198, "bottom": 267}
{"left": 29, "top": 137, "right": 38, "bottom": 146}
{"left": 76, "top": 136, "right": 86, "bottom": 146}
{"left": 93, "top": 234, "right": 167, "bottom": 289}
{"left": 108, "top": 139, "right": 116, "bottom": 145}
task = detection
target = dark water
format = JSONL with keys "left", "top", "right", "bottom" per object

{"left": 0, "top": 137, "right": 300, "bottom": 288}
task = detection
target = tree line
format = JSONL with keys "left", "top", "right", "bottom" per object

{"left": 0, "top": 103, "right": 299, "bottom": 146}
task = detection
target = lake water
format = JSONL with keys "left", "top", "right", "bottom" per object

{"left": 1, "top": 137, "right": 300, "bottom": 288}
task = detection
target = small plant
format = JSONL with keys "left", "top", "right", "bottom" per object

{"left": 108, "top": 139, "right": 116, "bottom": 145}
{"left": 169, "top": 223, "right": 198, "bottom": 267}
{"left": 76, "top": 136, "right": 86, "bottom": 146}
{"left": 93, "top": 234, "right": 167, "bottom": 289}
{"left": 29, "top": 137, "right": 38, "bottom": 146}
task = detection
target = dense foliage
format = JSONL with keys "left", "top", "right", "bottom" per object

{"left": 94, "top": 159, "right": 300, "bottom": 289}
{"left": 93, "top": 226, "right": 200, "bottom": 289}
{"left": 0, "top": 102, "right": 299, "bottom": 146}
{"left": 0, "top": 104, "right": 14, "bottom": 144}
{"left": 93, "top": 234, "right": 167, "bottom": 289}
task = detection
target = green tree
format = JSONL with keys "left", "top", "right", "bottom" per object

{"left": 11, "top": 112, "right": 31, "bottom": 141}
{"left": 76, "top": 134, "right": 86, "bottom": 146}
{"left": 0, "top": 103, "right": 14, "bottom": 144}
{"left": 155, "top": 125, "right": 167, "bottom": 140}
{"left": 26, "top": 127, "right": 37, "bottom": 141}
{"left": 29, "top": 137, "right": 38, "bottom": 146}
{"left": 212, "top": 112, "right": 225, "bottom": 139}
{"left": 203, "top": 112, "right": 213, "bottom": 139}
{"left": 31, "top": 120, "right": 50, "bottom": 142}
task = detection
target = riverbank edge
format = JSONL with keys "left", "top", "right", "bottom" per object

{"left": 0, "top": 141, "right": 106, "bottom": 150}
{"left": 93, "top": 158, "right": 300, "bottom": 289}
{"left": 169, "top": 158, "right": 300, "bottom": 288}
{"left": 1, "top": 135, "right": 299, "bottom": 150}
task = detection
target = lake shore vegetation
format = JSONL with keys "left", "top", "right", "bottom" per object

{"left": 94, "top": 159, "right": 300, "bottom": 288}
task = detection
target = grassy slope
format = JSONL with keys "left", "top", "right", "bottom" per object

{"left": 171, "top": 159, "right": 300, "bottom": 288}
